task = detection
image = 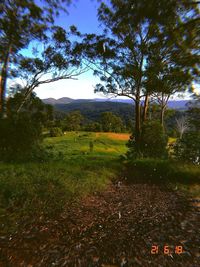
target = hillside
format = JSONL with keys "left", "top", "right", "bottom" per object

{"left": 43, "top": 97, "right": 73, "bottom": 105}
{"left": 54, "top": 101, "right": 134, "bottom": 123}
{"left": 42, "top": 98, "right": 189, "bottom": 125}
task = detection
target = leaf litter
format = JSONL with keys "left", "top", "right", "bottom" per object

{"left": 0, "top": 182, "right": 199, "bottom": 266}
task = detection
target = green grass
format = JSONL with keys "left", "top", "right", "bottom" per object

{"left": 0, "top": 131, "right": 129, "bottom": 233}
{"left": 126, "top": 158, "right": 200, "bottom": 198}
{"left": 44, "top": 131, "right": 128, "bottom": 157}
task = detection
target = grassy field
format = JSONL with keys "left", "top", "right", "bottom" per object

{"left": 0, "top": 132, "right": 129, "bottom": 233}
{"left": 0, "top": 131, "right": 199, "bottom": 236}
{"left": 1, "top": 132, "right": 200, "bottom": 266}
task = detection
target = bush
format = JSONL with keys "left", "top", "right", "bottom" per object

{"left": 125, "top": 158, "right": 172, "bottom": 183}
{"left": 125, "top": 158, "right": 200, "bottom": 184}
{"left": 173, "top": 99, "right": 200, "bottom": 164}
{"left": 173, "top": 132, "right": 200, "bottom": 164}
{"left": 84, "top": 122, "right": 102, "bottom": 132}
{"left": 49, "top": 127, "right": 63, "bottom": 137}
{"left": 126, "top": 121, "right": 168, "bottom": 159}
{"left": 141, "top": 121, "right": 168, "bottom": 158}
{"left": 0, "top": 114, "right": 43, "bottom": 162}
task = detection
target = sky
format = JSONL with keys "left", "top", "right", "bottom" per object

{"left": 22, "top": 0, "right": 105, "bottom": 100}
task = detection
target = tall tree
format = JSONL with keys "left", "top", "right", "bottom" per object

{"left": 63, "top": 110, "right": 84, "bottom": 131}
{"left": 100, "top": 111, "right": 123, "bottom": 132}
{"left": 0, "top": 0, "right": 72, "bottom": 117}
{"left": 78, "top": 0, "right": 200, "bottom": 153}
{"left": 15, "top": 26, "right": 86, "bottom": 113}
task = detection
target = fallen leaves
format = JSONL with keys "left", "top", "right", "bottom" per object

{"left": 0, "top": 182, "right": 199, "bottom": 267}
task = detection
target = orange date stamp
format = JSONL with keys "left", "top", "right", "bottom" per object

{"left": 151, "top": 245, "right": 183, "bottom": 255}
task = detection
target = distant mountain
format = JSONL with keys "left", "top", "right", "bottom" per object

{"left": 167, "top": 100, "right": 190, "bottom": 109}
{"left": 41, "top": 97, "right": 190, "bottom": 132}
{"left": 42, "top": 97, "right": 73, "bottom": 105}
{"left": 42, "top": 97, "right": 190, "bottom": 110}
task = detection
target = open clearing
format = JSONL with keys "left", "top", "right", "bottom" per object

{"left": 95, "top": 132, "right": 130, "bottom": 141}
{"left": 0, "top": 132, "right": 199, "bottom": 266}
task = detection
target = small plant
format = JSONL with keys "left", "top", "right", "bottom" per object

{"left": 49, "top": 127, "right": 63, "bottom": 137}
{"left": 89, "top": 141, "right": 94, "bottom": 152}
{"left": 0, "top": 114, "right": 43, "bottom": 162}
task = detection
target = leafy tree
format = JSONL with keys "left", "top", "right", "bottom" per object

{"left": 0, "top": 82, "right": 56, "bottom": 162}
{"left": 63, "top": 110, "right": 84, "bottom": 131}
{"left": 85, "top": 122, "right": 102, "bottom": 132}
{"left": 0, "top": 113, "right": 43, "bottom": 162}
{"left": 100, "top": 112, "right": 124, "bottom": 132}
{"left": 7, "top": 88, "right": 54, "bottom": 127}
{"left": 78, "top": 0, "right": 200, "bottom": 154}
{"left": 174, "top": 97, "right": 200, "bottom": 163}
{"left": 15, "top": 25, "right": 86, "bottom": 113}
{"left": 127, "top": 120, "right": 168, "bottom": 159}
{"left": 0, "top": 0, "right": 78, "bottom": 117}
{"left": 49, "top": 127, "right": 63, "bottom": 137}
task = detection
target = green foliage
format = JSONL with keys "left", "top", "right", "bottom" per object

{"left": 125, "top": 158, "right": 200, "bottom": 185}
{"left": 49, "top": 127, "right": 63, "bottom": 137}
{"left": 174, "top": 132, "right": 200, "bottom": 164}
{"left": 126, "top": 121, "right": 168, "bottom": 159}
{"left": 85, "top": 122, "right": 102, "bottom": 132}
{"left": 126, "top": 159, "right": 172, "bottom": 183}
{"left": 7, "top": 90, "right": 54, "bottom": 127}
{"left": 173, "top": 99, "right": 200, "bottom": 163}
{"left": 141, "top": 121, "right": 168, "bottom": 158}
{"left": 0, "top": 131, "right": 126, "bottom": 227}
{"left": 0, "top": 0, "right": 73, "bottom": 116}
{"left": 0, "top": 114, "right": 43, "bottom": 162}
{"left": 63, "top": 110, "right": 84, "bottom": 131}
{"left": 80, "top": 0, "right": 199, "bottom": 148}
{"left": 100, "top": 112, "right": 124, "bottom": 132}
{"left": 54, "top": 101, "right": 133, "bottom": 132}
{"left": 44, "top": 131, "right": 128, "bottom": 158}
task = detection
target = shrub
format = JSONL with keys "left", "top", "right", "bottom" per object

{"left": 125, "top": 158, "right": 172, "bottom": 183}
{"left": 126, "top": 121, "right": 168, "bottom": 159}
{"left": 141, "top": 121, "right": 168, "bottom": 158}
{"left": 84, "top": 122, "right": 102, "bottom": 132}
{"left": 173, "top": 132, "right": 200, "bottom": 164}
{"left": 49, "top": 127, "right": 63, "bottom": 137}
{"left": 173, "top": 99, "right": 200, "bottom": 164}
{"left": 0, "top": 113, "right": 43, "bottom": 162}
{"left": 125, "top": 158, "right": 200, "bottom": 184}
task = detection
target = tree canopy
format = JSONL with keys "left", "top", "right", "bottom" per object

{"left": 77, "top": 0, "right": 200, "bottom": 153}
{"left": 0, "top": 0, "right": 85, "bottom": 117}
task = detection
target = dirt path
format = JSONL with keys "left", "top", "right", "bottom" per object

{"left": 0, "top": 182, "right": 199, "bottom": 267}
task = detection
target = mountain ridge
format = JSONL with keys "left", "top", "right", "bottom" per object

{"left": 42, "top": 97, "right": 190, "bottom": 109}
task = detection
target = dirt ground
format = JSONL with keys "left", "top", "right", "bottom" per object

{"left": 0, "top": 182, "right": 199, "bottom": 267}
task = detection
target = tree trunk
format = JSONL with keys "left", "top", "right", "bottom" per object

{"left": 0, "top": 43, "right": 12, "bottom": 118}
{"left": 17, "top": 89, "right": 31, "bottom": 113}
{"left": 160, "top": 105, "right": 166, "bottom": 128}
{"left": 142, "top": 93, "right": 149, "bottom": 123}
{"left": 135, "top": 93, "right": 141, "bottom": 152}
